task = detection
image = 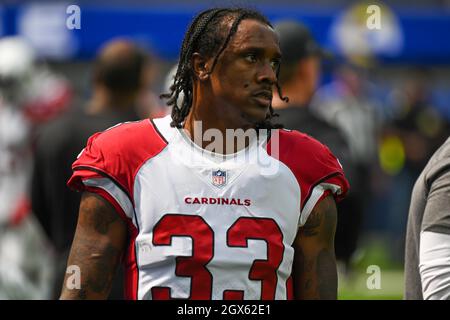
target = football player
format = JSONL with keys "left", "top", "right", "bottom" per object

{"left": 60, "top": 7, "right": 349, "bottom": 300}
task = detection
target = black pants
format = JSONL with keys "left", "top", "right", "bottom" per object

{"left": 335, "top": 194, "right": 364, "bottom": 267}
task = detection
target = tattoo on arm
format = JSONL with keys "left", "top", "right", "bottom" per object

{"left": 300, "top": 207, "right": 322, "bottom": 237}
{"left": 70, "top": 236, "right": 121, "bottom": 296}
{"left": 317, "top": 249, "right": 338, "bottom": 299}
{"left": 293, "top": 195, "right": 338, "bottom": 300}
{"left": 84, "top": 198, "right": 119, "bottom": 235}
{"left": 60, "top": 192, "right": 127, "bottom": 300}
{"left": 301, "top": 195, "right": 335, "bottom": 240}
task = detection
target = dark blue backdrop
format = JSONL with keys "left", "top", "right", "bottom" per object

{"left": 1, "top": 3, "right": 450, "bottom": 64}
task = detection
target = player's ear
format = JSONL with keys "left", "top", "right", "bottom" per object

{"left": 192, "top": 53, "right": 212, "bottom": 81}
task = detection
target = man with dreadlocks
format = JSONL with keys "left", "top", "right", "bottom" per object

{"left": 60, "top": 7, "right": 349, "bottom": 300}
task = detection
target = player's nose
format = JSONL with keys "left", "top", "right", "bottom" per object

{"left": 256, "top": 62, "right": 277, "bottom": 85}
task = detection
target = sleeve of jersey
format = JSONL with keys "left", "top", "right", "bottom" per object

{"left": 67, "top": 133, "right": 134, "bottom": 221}
{"left": 298, "top": 144, "right": 350, "bottom": 227}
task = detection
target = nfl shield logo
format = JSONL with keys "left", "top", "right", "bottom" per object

{"left": 212, "top": 169, "right": 227, "bottom": 187}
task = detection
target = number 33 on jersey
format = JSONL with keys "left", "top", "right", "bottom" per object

{"left": 68, "top": 115, "right": 349, "bottom": 300}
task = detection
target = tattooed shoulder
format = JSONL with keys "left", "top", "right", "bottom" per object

{"left": 301, "top": 195, "right": 337, "bottom": 238}
{"left": 80, "top": 192, "right": 121, "bottom": 234}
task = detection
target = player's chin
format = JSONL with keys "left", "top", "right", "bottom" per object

{"left": 239, "top": 110, "right": 266, "bottom": 127}
{"left": 246, "top": 97, "right": 271, "bottom": 119}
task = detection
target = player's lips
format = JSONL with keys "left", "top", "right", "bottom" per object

{"left": 252, "top": 90, "right": 273, "bottom": 106}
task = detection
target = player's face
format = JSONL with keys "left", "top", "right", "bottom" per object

{"left": 209, "top": 19, "right": 281, "bottom": 124}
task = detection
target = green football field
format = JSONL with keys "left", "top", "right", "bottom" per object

{"left": 337, "top": 237, "right": 404, "bottom": 300}
{"left": 338, "top": 270, "right": 403, "bottom": 300}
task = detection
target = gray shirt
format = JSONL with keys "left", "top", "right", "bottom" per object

{"left": 404, "top": 137, "right": 450, "bottom": 299}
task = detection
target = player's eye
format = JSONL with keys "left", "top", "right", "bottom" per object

{"left": 270, "top": 59, "right": 281, "bottom": 70}
{"left": 244, "top": 53, "right": 257, "bottom": 63}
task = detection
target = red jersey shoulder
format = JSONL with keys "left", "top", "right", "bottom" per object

{"left": 268, "top": 129, "right": 349, "bottom": 204}
{"left": 87, "top": 119, "right": 167, "bottom": 157}
{"left": 69, "top": 119, "right": 167, "bottom": 196}
{"left": 270, "top": 129, "right": 342, "bottom": 172}
{"left": 280, "top": 129, "right": 329, "bottom": 155}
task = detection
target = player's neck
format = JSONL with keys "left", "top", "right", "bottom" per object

{"left": 183, "top": 102, "right": 254, "bottom": 155}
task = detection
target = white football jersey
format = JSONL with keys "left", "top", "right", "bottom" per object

{"left": 68, "top": 115, "right": 349, "bottom": 300}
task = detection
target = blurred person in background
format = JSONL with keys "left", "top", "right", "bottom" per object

{"left": 136, "top": 53, "right": 166, "bottom": 119}
{"left": 272, "top": 20, "right": 348, "bottom": 154}
{"left": 0, "top": 36, "right": 71, "bottom": 299}
{"left": 31, "top": 39, "right": 155, "bottom": 299}
{"left": 381, "top": 70, "right": 450, "bottom": 263}
{"left": 158, "top": 63, "right": 182, "bottom": 117}
{"left": 272, "top": 21, "right": 356, "bottom": 276}
{"left": 391, "top": 72, "right": 449, "bottom": 173}
{"left": 405, "top": 136, "right": 450, "bottom": 299}
{"left": 311, "top": 63, "right": 381, "bottom": 273}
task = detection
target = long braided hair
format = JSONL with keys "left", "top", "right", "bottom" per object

{"left": 160, "top": 7, "right": 288, "bottom": 129}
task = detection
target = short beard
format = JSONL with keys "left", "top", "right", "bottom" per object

{"left": 240, "top": 110, "right": 284, "bottom": 130}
